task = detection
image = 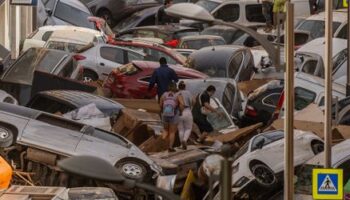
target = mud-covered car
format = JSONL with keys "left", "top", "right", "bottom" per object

{"left": 231, "top": 130, "right": 323, "bottom": 199}
{"left": 0, "top": 102, "right": 162, "bottom": 185}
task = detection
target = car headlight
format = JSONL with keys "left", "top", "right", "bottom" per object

{"left": 233, "top": 176, "right": 250, "bottom": 188}
{"left": 232, "top": 163, "right": 239, "bottom": 174}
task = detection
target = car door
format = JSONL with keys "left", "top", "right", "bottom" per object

{"left": 98, "top": 45, "right": 125, "bottom": 78}
{"left": 228, "top": 50, "right": 244, "bottom": 81}
{"left": 21, "top": 114, "right": 82, "bottom": 154}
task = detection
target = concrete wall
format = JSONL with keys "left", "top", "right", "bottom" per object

{"left": 0, "top": 0, "right": 34, "bottom": 58}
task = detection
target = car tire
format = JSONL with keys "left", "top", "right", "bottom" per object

{"left": 97, "top": 9, "right": 114, "bottom": 27}
{"left": 115, "top": 158, "right": 149, "bottom": 181}
{"left": 0, "top": 126, "right": 13, "bottom": 148}
{"left": 311, "top": 140, "right": 324, "bottom": 155}
{"left": 83, "top": 70, "right": 98, "bottom": 83}
{"left": 250, "top": 163, "right": 276, "bottom": 187}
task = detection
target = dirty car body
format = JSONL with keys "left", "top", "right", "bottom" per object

{"left": 185, "top": 45, "right": 255, "bottom": 82}
{"left": 0, "top": 102, "right": 162, "bottom": 184}
{"left": 231, "top": 130, "right": 323, "bottom": 199}
{"left": 103, "top": 61, "right": 208, "bottom": 98}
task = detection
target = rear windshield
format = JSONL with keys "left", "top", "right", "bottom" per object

{"left": 196, "top": 0, "right": 220, "bottom": 12}
{"left": 2, "top": 48, "right": 67, "bottom": 85}
{"left": 202, "top": 28, "right": 245, "bottom": 44}
{"left": 180, "top": 38, "right": 225, "bottom": 50}
{"left": 296, "top": 20, "right": 341, "bottom": 39}
{"left": 54, "top": 0, "right": 94, "bottom": 29}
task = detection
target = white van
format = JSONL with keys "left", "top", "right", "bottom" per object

{"left": 22, "top": 26, "right": 105, "bottom": 53}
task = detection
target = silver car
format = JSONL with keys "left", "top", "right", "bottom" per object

{"left": 77, "top": 44, "right": 147, "bottom": 82}
{"left": 0, "top": 102, "right": 162, "bottom": 183}
{"left": 38, "top": 0, "right": 94, "bottom": 29}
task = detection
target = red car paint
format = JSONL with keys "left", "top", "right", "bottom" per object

{"left": 103, "top": 61, "right": 208, "bottom": 99}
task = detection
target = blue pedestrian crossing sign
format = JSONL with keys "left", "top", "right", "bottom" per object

{"left": 313, "top": 168, "right": 343, "bottom": 199}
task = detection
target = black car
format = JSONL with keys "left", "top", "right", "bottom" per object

{"left": 185, "top": 45, "right": 256, "bottom": 82}
{"left": 27, "top": 90, "right": 124, "bottom": 119}
{"left": 241, "top": 80, "right": 284, "bottom": 126}
{"left": 0, "top": 48, "right": 82, "bottom": 105}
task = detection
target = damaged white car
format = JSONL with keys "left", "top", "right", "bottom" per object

{"left": 232, "top": 130, "right": 324, "bottom": 199}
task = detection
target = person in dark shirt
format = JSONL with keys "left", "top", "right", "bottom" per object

{"left": 192, "top": 85, "right": 220, "bottom": 142}
{"left": 156, "top": 0, "right": 173, "bottom": 25}
{"left": 148, "top": 57, "right": 179, "bottom": 99}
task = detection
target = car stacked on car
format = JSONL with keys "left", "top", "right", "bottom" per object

{"left": 3, "top": 0, "right": 350, "bottom": 199}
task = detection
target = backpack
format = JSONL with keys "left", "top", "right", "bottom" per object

{"left": 162, "top": 92, "right": 178, "bottom": 117}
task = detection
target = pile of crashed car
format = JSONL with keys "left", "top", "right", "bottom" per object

{"left": 1, "top": 0, "right": 350, "bottom": 199}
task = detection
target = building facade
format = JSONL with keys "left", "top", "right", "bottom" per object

{"left": 0, "top": 0, "right": 34, "bottom": 58}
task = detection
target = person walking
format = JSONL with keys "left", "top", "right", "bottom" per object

{"left": 192, "top": 85, "right": 219, "bottom": 142}
{"left": 148, "top": 57, "right": 179, "bottom": 100}
{"left": 159, "top": 82, "right": 182, "bottom": 152}
{"left": 177, "top": 81, "right": 193, "bottom": 150}
{"left": 156, "top": 0, "right": 174, "bottom": 25}
{"left": 259, "top": 0, "right": 274, "bottom": 32}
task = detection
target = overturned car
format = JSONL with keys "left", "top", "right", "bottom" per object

{"left": 0, "top": 102, "right": 162, "bottom": 186}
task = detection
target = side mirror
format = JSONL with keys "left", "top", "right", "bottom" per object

{"left": 256, "top": 138, "right": 265, "bottom": 149}
{"left": 45, "top": 8, "right": 52, "bottom": 16}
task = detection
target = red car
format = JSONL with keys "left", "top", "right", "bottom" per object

{"left": 103, "top": 61, "right": 208, "bottom": 99}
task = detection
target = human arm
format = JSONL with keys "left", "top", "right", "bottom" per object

{"left": 148, "top": 71, "right": 157, "bottom": 91}
{"left": 170, "top": 69, "right": 179, "bottom": 83}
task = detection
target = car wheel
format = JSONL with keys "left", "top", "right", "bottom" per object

{"left": 311, "top": 140, "right": 324, "bottom": 155}
{"left": 83, "top": 70, "right": 98, "bottom": 83}
{"left": 97, "top": 9, "right": 114, "bottom": 27}
{"left": 115, "top": 159, "right": 148, "bottom": 181}
{"left": 0, "top": 126, "right": 13, "bottom": 148}
{"left": 250, "top": 163, "right": 276, "bottom": 187}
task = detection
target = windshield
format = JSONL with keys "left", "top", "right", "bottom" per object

{"left": 296, "top": 20, "right": 341, "bottom": 39}
{"left": 196, "top": 0, "right": 220, "bottom": 12}
{"left": 3, "top": 48, "right": 67, "bottom": 85}
{"left": 54, "top": 1, "right": 94, "bottom": 29}
{"left": 233, "top": 141, "right": 249, "bottom": 160}
{"left": 114, "top": 15, "right": 141, "bottom": 32}
{"left": 187, "top": 58, "right": 226, "bottom": 77}
{"left": 202, "top": 28, "right": 244, "bottom": 44}
{"left": 295, "top": 164, "right": 322, "bottom": 195}
{"left": 180, "top": 39, "right": 225, "bottom": 50}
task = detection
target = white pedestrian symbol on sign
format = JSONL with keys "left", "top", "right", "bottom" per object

{"left": 319, "top": 175, "right": 337, "bottom": 192}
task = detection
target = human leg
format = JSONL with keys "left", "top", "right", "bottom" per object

{"left": 177, "top": 116, "right": 185, "bottom": 143}
{"left": 168, "top": 123, "right": 178, "bottom": 151}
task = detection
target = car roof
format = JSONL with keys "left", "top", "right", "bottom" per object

{"left": 180, "top": 35, "right": 225, "bottom": 41}
{"left": 60, "top": 0, "right": 91, "bottom": 13}
{"left": 131, "top": 61, "right": 208, "bottom": 77}
{"left": 187, "top": 45, "right": 246, "bottom": 68}
{"left": 35, "top": 90, "right": 124, "bottom": 114}
{"left": 295, "top": 72, "right": 346, "bottom": 94}
{"left": 296, "top": 37, "right": 347, "bottom": 59}
{"left": 129, "top": 24, "right": 198, "bottom": 33}
{"left": 306, "top": 139, "right": 350, "bottom": 166}
{"left": 304, "top": 9, "right": 347, "bottom": 22}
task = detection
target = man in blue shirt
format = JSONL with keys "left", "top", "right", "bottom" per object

{"left": 148, "top": 57, "right": 179, "bottom": 99}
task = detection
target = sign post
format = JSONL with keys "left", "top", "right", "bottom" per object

{"left": 313, "top": 168, "right": 343, "bottom": 200}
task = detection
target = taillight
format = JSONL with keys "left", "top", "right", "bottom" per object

{"left": 165, "top": 39, "right": 179, "bottom": 48}
{"left": 73, "top": 55, "right": 86, "bottom": 61}
{"left": 245, "top": 105, "right": 257, "bottom": 117}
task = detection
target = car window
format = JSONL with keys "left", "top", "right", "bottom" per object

{"left": 138, "top": 15, "right": 156, "bottom": 27}
{"left": 233, "top": 141, "right": 249, "bottom": 160}
{"left": 228, "top": 52, "right": 243, "bottom": 78}
{"left": 46, "top": 41, "right": 85, "bottom": 53}
{"left": 54, "top": 0, "right": 94, "bottom": 29}
{"left": 57, "top": 58, "right": 75, "bottom": 77}
{"left": 296, "top": 20, "right": 341, "bottom": 39}
{"left": 295, "top": 87, "right": 316, "bottom": 110}
{"left": 42, "top": 31, "right": 53, "bottom": 42}
{"left": 301, "top": 60, "right": 318, "bottom": 75}
{"left": 100, "top": 47, "right": 124, "bottom": 64}
{"left": 251, "top": 135, "right": 266, "bottom": 151}
{"left": 135, "top": 30, "right": 155, "bottom": 38}
{"left": 251, "top": 131, "right": 284, "bottom": 151}
{"left": 3, "top": 49, "right": 67, "bottom": 85}
{"left": 42, "top": 0, "right": 56, "bottom": 10}
{"left": 214, "top": 4, "right": 239, "bottom": 22}
{"left": 174, "top": 31, "right": 199, "bottom": 39}
{"left": 222, "top": 84, "right": 234, "bottom": 113}
{"left": 118, "top": 63, "right": 141, "bottom": 76}
{"left": 142, "top": 47, "right": 177, "bottom": 64}
{"left": 337, "top": 24, "right": 348, "bottom": 39}
{"left": 245, "top": 4, "right": 265, "bottom": 23}
{"left": 196, "top": 0, "right": 220, "bottom": 12}
{"left": 262, "top": 93, "right": 281, "bottom": 107}
{"left": 29, "top": 96, "right": 75, "bottom": 114}
{"left": 206, "top": 101, "right": 232, "bottom": 130}
{"left": 127, "top": 51, "right": 144, "bottom": 63}
{"left": 86, "top": 128, "right": 127, "bottom": 146}
{"left": 333, "top": 49, "right": 347, "bottom": 72}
